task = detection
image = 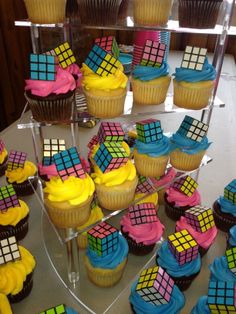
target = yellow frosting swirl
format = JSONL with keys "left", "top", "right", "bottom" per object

{"left": 0, "top": 148, "right": 7, "bottom": 164}
{"left": 0, "top": 200, "right": 29, "bottom": 226}
{"left": 77, "top": 206, "right": 104, "bottom": 235}
{"left": 81, "top": 63, "right": 128, "bottom": 91}
{"left": 0, "top": 246, "right": 36, "bottom": 296}
{"left": 91, "top": 141, "right": 131, "bottom": 159}
{"left": 5, "top": 161, "right": 37, "bottom": 184}
{"left": 0, "top": 293, "right": 12, "bottom": 314}
{"left": 44, "top": 175, "right": 95, "bottom": 205}
{"left": 134, "top": 192, "right": 159, "bottom": 206}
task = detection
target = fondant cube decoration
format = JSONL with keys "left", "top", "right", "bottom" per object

{"left": 136, "top": 266, "right": 174, "bottom": 305}
{"left": 43, "top": 139, "right": 66, "bottom": 166}
{"left": 136, "top": 176, "right": 155, "bottom": 194}
{"left": 129, "top": 203, "right": 158, "bottom": 225}
{"left": 0, "top": 139, "right": 5, "bottom": 154}
{"left": 168, "top": 229, "right": 199, "bottom": 265}
{"left": 177, "top": 115, "right": 209, "bottom": 142}
{"left": 94, "top": 142, "right": 128, "bottom": 173}
{"left": 87, "top": 135, "right": 99, "bottom": 149}
{"left": 97, "top": 122, "right": 124, "bottom": 143}
{"left": 39, "top": 304, "right": 66, "bottom": 314}
{"left": 136, "top": 119, "right": 163, "bottom": 144}
{"left": 0, "top": 185, "right": 20, "bottom": 213}
{"left": 224, "top": 180, "right": 236, "bottom": 205}
{"left": 207, "top": 281, "right": 236, "bottom": 313}
{"left": 53, "top": 147, "right": 86, "bottom": 181}
{"left": 84, "top": 44, "right": 121, "bottom": 77}
{"left": 185, "top": 206, "right": 215, "bottom": 233}
{"left": 0, "top": 236, "right": 21, "bottom": 265}
{"left": 226, "top": 247, "right": 236, "bottom": 275}
{"left": 87, "top": 222, "right": 119, "bottom": 257}
{"left": 30, "top": 54, "right": 56, "bottom": 81}
{"left": 172, "top": 175, "right": 198, "bottom": 197}
{"left": 7, "top": 150, "right": 27, "bottom": 171}
{"left": 141, "top": 40, "right": 166, "bottom": 68}
{"left": 181, "top": 46, "right": 207, "bottom": 71}
{"left": 54, "top": 42, "right": 76, "bottom": 69}
{"left": 94, "top": 36, "right": 120, "bottom": 59}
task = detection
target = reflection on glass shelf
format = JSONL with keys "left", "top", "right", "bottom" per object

{"left": 14, "top": 19, "right": 69, "bottom": 28}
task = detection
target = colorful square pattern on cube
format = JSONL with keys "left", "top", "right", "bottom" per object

{"left": 43, "top": 139, "right": 66, "bottom": 166}
{"left": 0, "top": 139, "right": 5, "bottom": 154}
{"left": 87, "top": 135, "right": 99, "bottom": 149}
{"left": 0, "top": 236, "right": 21, "bottom": 265}
{"left": 97, "top": 122, "right": 124, "bottom": 143}
{"left": 7, "top": 150, "right": 27, "bottom": 171}
{"left": 39, "top": 304, "right": 66, "bottom": 314}
{"left": 0, "top": 185, "right": 19, "bottom": 213}
{"left": 207, "top": 281, "right": 236, "bottom": 313}
{"left": 226, "top": 247, "right": 236, "bottom": 275}
{"left": 87, "top": 222, "right": 119, "bottom": 256}
{"left": 136, "top": 266, "right": 174, "bottom": 305}
{"left": 94, "top": 36, "right": 120, "bottom": 59}
{"left": 177, "top": 115, "right": 209, "bottom": 142}
{"left": 181, "top": 46, "right": 207, "bottom": 71}
{"left": 94, "top": 142, "right": 128, "bottom": 173}
{"left": 85, "top": 44, "right": 121, "bottom": 77}
{"left": 30, "top": 54, "right": 56, "bottom": 81}
{"left": 172, "top": 175, "right": 198, "bottom": 197}
{"left": 53, "top": 147, "right": 86, "bottom": 180}
{"left": 185, "top": 205, "right": 215, "bottom": 233}
{"left": 54, "top": 42, "right": 76, "bottom": 69}
{"left": 141, "top": 40, "right": 166, "bottom": 68}
{"left": 136, "top": 175, "right": 155, "bottom": 194}
{"left": 168, "top": 229, "right": 199, "bottom": 265}
{"left": 129, "top": 203, "right": 157, "bottom": 225}
{"left": 224, "top": 180, "right": 236, "bottom": 205}
{"left": 136, "top": 119, "right": 163, "bottom": 143}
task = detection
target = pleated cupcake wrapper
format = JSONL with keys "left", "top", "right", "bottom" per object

{"left": 7, "top": 176, "right": 38, "bottom": 197}
{"left": 0, "top": 215, "right": 29, "bottom": 241}
{"left": 172, "top": 271, "right": 200, "bottom": 291}
{"left": 118, "top": 0, "right": 129, "bottom": 20}
{"left": 8, "top": 272, "right": 34, "bottom": 303}
{"left": 84, "top": 255, "right": 127, "bottom": 287}
{"left": 213, "top": 201, "right": 236, "bottom": 232}
{"left": 164, "top": 199, "right": 189, "bottom": 221}
{"left": 77, "top": 233, "right": 88, "bottom": 249}
{"left": 170, "top": 150, "right": 205, "bottom": 171}
{"left": 0, "top": 157, "right": 8, "bottom": 177}
{"left": 24, "top": 0, "right": 66, "bottom": 24}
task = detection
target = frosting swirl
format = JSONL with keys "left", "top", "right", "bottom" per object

{"left": 191, "top": 296, "right": 210, "bottom": 314}
{"left": 132, "top": 61, "right": 169, "bottom": 81}
{"left": 134, "top": 192, "right": 158, "bottom": 206}
{"left": 0, "top": 148, "right": 7, "bottom": 164}
{"left": 166, "top": 187, "right": 201, "bottom": 207}
{"left": 0, "top": 293, "right": 12, "bottom": 314}
{"left": 218, "top": 197, "right": 236, "bottom": 217}
{"left": 5, "top": 161, "right": 37, "bottom": 184}
{"left": 229, "top": 225, "right": 236, "bottom": 247}
{"left": 209, "top": 255, "right": 236, "bottom": 282}
{"left": 65, "top": 307, "right": 79, "bottom": 314}
{"left": 150, "top": 167, "right": 176, "bottom": 188}
{"left": 134, "top": 135, "right": 170, "bottom": 157}
{"left": 170, "top": 133, "right": 211, "bottom": 154}
{"left": 0, "top": 200, "right": 29, "bottom": 226}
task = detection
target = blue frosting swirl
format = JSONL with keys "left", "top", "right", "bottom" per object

{"left": 134, "top": 135, "right": 170, "bottom": 157}
{"left": 156, "top": 241, "right": 201, "bottom": 277}
{"left": 129, "top": 280, "right": 185, "bottom": 314}
{"left": 229, "top": 225, "right": 236, "bottom": 247}
{"left": 86, "top": 234, "right": 128, "bottom": 269}
{"left": 132, "top": 61, "right": 169, "bottom": 81}
{"left": 218, "top": 197, "right": 236, "bottom": 217}
{"left": 170, "top": 132, "right": 211, "bottom": 154}
{"left": 66, "top": 307, "right": 79, "bottom": 314}
{"left": 209, "top": 255, "right": 236, "bottom": 282}
{"left": 191, "top": 296, "right": 210, "bottom": 314}
{"left": 174, "top": 58, "right": 216, "bottom": 83}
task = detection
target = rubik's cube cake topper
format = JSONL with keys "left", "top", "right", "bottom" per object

{"left": 224, "top": 180, "right": 236, "bottom": 205}
{"left": 129, "top": 203, "right": 157, "bottom": 226}
{"left": 94, "top": 36, "right": 120, "bottom": 59}
{"left": 53, "top": 147, "right": 86, "bottom": 181}
{"left": 136, "top": 266, "right": 174, "bottom": 305}
{"left": 85, "top": 44, "right": 121, "bottom": 77}
{"left": 181, "top": 46, "right": 207, "bottom": 71}
{"left": 0, "top": 236, "right": 21, "bottom": 265}
{"left": 0, "top": 185, "right": 20, "bottom": 213}
{"left": 97, "top": 122, "right": 124, "bottom": 143}
{"left": 136, "top": 119, "right": 163, "bottom": 144}
{"left": 53, "top": 42, "right": 76, "bottom": 69}
{"left": 0, "top": 139, "right": 5, "bottom": 154}
{"left": 87, "top": 135, "right": 99, "bottom": 149}
{"left": 171, "top": 175, "right": 198, "bottom": 197}
{"left": 43, "top": 139, "right": 66, "bottom": 166}
{"left": 87, "top": 222, "right": 119, "bottom": 257}
{"left": 141, "top": 40, "right": 166, "bottom": 68}
{"left": 226, "top": 247, "right": 236, "bottom": 275}
{"left": 39, "top": 304, "right": 66, "bottom": 314}
{"left": 168, "top": 229, "right": 199, "bottom": 265}
{"left": 7, "top": 150, "right": 27, "bottom": 171}
{"left": 177, "top": 115, "right": 209, "bottom": 142}
{"left": 30, "top": 54, "right": 56, "bottom": 81}
{"left": 136, "top": 175, "right": 155, "bottom": 194}
{"left": 94, "top": 142, "right": 128, "bottom": 173}
{"left": 185, "top": 206, "right": 215, "bottom": 233}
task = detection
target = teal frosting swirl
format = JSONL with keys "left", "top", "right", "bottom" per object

{"left": 191, "top": 296, "right": 210, "bottom": 314}
{"left": 129, "top": 280, "right": 185, "bottom": 314}
{"left": 229, "top": 225, "right": 236, "bottom": 247}
{"left": 157, "top": 241, "right": 201, "bottom": 277}
{"left": 134, "top": 135, "right": 170, "bottom": 157}
{"left": 218, "top": 197, "right": 236, "bottom": 217}
{"left": 209, "top": 255, "right": 236, "bottom": 282}
{"left": 170, "top": 133, "right": 211, "bottom": 154}
{"left": 132, "top": 61, "right": 169, "bottom": 81}
{"left": 174, "top": 58, "right": 216, "bottom": 83}
{"left": 86, "top": 234, "right": 128, "bottom": 269}
{"left": 66, "top": 307, "right": 79, "bottom": 314}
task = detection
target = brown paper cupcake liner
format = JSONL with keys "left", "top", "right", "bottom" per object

{"left": 8, "top": 272, "right": 34, "bottom": 303}
{"left": 171, "top": 271, "right": 200, "bottom": 291}
{"left": 7, "top": 176, "right": 38, "bottom": 197}
{"left": 213, "top": 200, "right": 236, "bottom": 232}
{"left": 0, "top": 215, "right": 29, "bottom": 241}
{"left": 164, "top": 193, "right": 191, "bottom": 221}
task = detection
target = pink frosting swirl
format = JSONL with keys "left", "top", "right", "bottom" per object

{"left": 166, "top": 187, "right": 201, "bottom": 207}
{"left": 176, "top": 216, "right": 218, "bottom": 249}
{"left": 38, "top": 163, "right": 58, "bottom": 179}
{"left": 150, "top": 167, "right": 176, "bottom": 188}
{"left": 65, "top": 64, "right": 83, "bottom": 87}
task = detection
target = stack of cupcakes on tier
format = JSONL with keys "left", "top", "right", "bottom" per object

{"left": 84, "top": 222, "right": 128, "bottom": 287}
{"left": 0, "top": 139, "right": 8, "bottom": 177}
{"left": 38, "top": 304, "right": 79, "bottom": 314}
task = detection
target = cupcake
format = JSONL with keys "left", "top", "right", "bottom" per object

{"left": 176, "top": 205, "right": 218, "bottom": 256}
{"left": 84, "top": 222, "right": 128, "bottom": 287}
{"left": 0, "top": 293, "right": 12, "bottom": 313}
{"left": 38, "top": 304, "right": 79, "bottom": 314}
{"left": 0, "top": 236, "right": 36, "bottom": 302}
{"left": 129, "top": 266, "right": 185, "bottom": 314}
{"left": 213, "top": 179, "right": 236, "bottom": 232}
{"left": 156, "top": 230, "right": 201, "bottom": 291}
{"left": 81, "top": 45, "right": 128, "bottom": 119}
{"left": 164, "top": 175, "right": 201, "bottom": 220}
{"left": 191, "top": 296, "right": 210, "bottom": 314}
{"left": 133, "top": 119, "right": 170, "bottom": 177}
{"left": 44, "top": 147, "right": 95, "bottom": 229}
{"left": 173, "top": 46, "right": 216, "bottom": 110}
{"left": 131, "top": 40, "right": 171, "bottom": 106}
{"left": 227, "top": 225, "right": 236, "bottom": 249}
{"left": 5, "top": 150, "right": 38, "bottom": 196}
{"left": 170, "top": 115, "right": 211, "bottom": 171}
{"left": 0, "top": 139, "right": 8, "bottom": 177}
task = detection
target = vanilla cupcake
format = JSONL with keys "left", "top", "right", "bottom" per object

{"left": 0, "top": 139, "right": 8, "bottom": 177}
